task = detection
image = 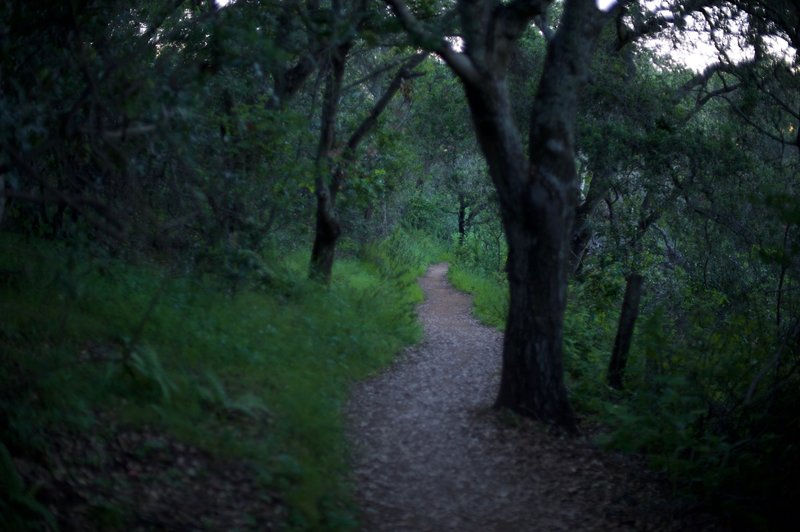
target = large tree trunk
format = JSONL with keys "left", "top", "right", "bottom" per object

{"left": 461, "top": 73, "right": 580, "bottom": 430}
{"left": 498, "top": 208, "right": 576, "bottom": 430}
{"left": 607, "top": 273, "right": 644, "bottom": 390}
{"left": 387, "top": 0, "right": 610, "bottom": 431}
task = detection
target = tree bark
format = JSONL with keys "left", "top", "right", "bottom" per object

{"left": 310, "top": 190, "right": 342, "bottom": 283}
{"left": 388, "top": 0, "right": 612, "bottom": 432}
{"left": 309, "top": 41, "right": 349, "bottom": 283}
{"left": 498, "top": 208, "right": 576, "bottom": 429}
{"left": 607, "top": 272, "right": 644, "bottom": 390}
{"left": 309, "top": 50, "right": 428, "bottom": 282}
{"left": 0, "top": 175, "right": 6, "bottom": 227}
{"left": 457, "top": 193, "right": 467, "bottom": 245}
{"left": 495, "top": 1, "right": 605, "bottom": 432}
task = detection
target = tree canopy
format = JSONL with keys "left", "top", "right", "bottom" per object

{"left": 1, "top": 0, "right": 799, "bottom": 528}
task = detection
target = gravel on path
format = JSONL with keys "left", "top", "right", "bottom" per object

{"left": 347, "top": 263, "right": 721, "bottom": 532}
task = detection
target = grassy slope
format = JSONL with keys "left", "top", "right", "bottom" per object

{"left": 0, "top": 232, "right": 433, "bottom": 530}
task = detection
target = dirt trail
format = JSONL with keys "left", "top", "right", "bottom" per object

{"left": 347, "top": 263, "right": 717, "bottom": 531}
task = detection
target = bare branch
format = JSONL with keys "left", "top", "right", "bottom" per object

{"left": 679, "top": 61, "right": 739, "bottom": 93}
{"left": 385, "top": 0, "right": 481, "bottom": 86}
{"left": 615, "top": 0, "right": 723, "bottom": 50}
{"left": 343, "top": 55, "right": 411, "bottom": 92}
{"left": 345, "top": 52, "right": 429, "bottom": 154}
{"left": 79, "top": 123, "right": 157, "bottom": 140}
{"left": 720, "top": 93, "right": 795, "bottom": 147}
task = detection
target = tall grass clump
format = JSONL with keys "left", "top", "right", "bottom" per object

{"left": 447, "top": 226, "right": 508, "bottom": 329}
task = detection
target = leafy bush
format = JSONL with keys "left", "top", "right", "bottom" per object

{"left": 0, "top": 443, "right": 57, "bottom": 532}
{"left": 448, "top": 248, "right": 800, "bottom": 527}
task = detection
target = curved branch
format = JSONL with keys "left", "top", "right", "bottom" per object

{"left": 385, "top": 0, "right": 481, "bottom": 86}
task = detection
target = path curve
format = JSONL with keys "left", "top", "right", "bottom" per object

{"left": 347, "top": 263, "right": 716, "bottom": 531}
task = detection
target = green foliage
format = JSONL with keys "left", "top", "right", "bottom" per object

{"left": 2, "top": 0, "right": 798, "bottom": 529}
{"left": 596, "top": 377, "right": 711, "bottom": 482}
{"left": 362, "top": 228, "right": 446, "bottom": 279}
{"left": 450, "top": 239, "right": 800, "bottom": 526}
{"left": 452, "top": 225, "right": 506, "bottom": 275}
{"left": 0, "top": 442, "right": 58, "bottom": 531}
{"left": 592, "top": 285, "right": 800, "bottom": 526}
{"left": 446, "top": 226, "right": 508, "bottom": 329}
{"left": 447, "top": 265, "right": 507, "bottom": 329}
{"left": 0, "top": 233, "right": 427, "bottom": 529}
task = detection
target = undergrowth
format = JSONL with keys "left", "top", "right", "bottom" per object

{"left": 448, "top": 246, "right": 799, "bottom": 529}
{"left": 0, "top": 228, "right": 442, "bottom": 530}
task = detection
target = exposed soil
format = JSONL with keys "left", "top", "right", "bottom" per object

{"left": 347, "top": 263, "right": 722, "bottom": 531}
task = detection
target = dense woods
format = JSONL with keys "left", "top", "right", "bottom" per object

{"left": 2, "top": 0, "right": 799, "bottom": 529}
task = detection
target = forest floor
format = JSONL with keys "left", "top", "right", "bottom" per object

{"left": 347, "top": 263, "right": 724, "bottom": 531}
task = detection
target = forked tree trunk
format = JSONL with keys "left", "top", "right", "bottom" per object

{"left": 308, "top": 41, "right": 348, "bottom": 283}
{"left": 607, "top": 272, "right": 644, "bottom": 389}
{"left": 461, "top": 72, "right": 580, "bottom": 431}
{"left": 388, "top": 0, "right": 611, "bottom": 432}
{"left": 308, "top": 49, "right": 427, "bottom": 283}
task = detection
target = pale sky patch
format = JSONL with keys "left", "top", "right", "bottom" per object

{"left": 643, "top": 8, "right": 794, "bottom": 72}
{"left": 596, "top": 0, "right": 618, "bottom": 12}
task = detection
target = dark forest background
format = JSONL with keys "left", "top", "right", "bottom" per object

{"left": 2, "top": 0, "right": 799, "bottom": 529}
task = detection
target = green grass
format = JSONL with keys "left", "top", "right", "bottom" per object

{"left": 0, "top": 231, "right": 437, "bottom": 529}
{"left": 446, "top": 264, "right": 507, "bottom": 329}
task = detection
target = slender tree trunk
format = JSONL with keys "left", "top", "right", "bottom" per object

{"left": 310, "top": 188, "right": 341, "bottom": 283}
{"left": 570, "top": 168, "right": 611, "bottom": 275}
{"left": 457, "top": 193, "right": 467, "bottom": 245}
{"left": 607, "top": 273, "right": 644, "bottom": 390}
{"left": 309, "top": 41, "right": 349, "bottom": 283}
{"left": 776, "top": 223, "right": 791, "bottom": 328}
{"left": 570, "top": 196, "right": 593, "bottom": 275}
{"left": 309, "top": 50, "right": 426, "bottom": 283}
{"left": 570, "top": 222, "right": 592, "bottom": 275}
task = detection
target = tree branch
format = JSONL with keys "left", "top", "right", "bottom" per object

{"left": 614, "top": 0, "right": 722, "bottom": 50}
{"left": 345, "top": 52, "right": 429, "bottom": 154}
{"left": 385, "top": 0, "right": 481, "bottom": 86}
